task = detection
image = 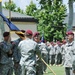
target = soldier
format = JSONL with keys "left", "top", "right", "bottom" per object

{"left": 49, "top": 42, "right": 56, "bottom": 66}
{"left": 46, "top": 41, "right": 50, "bottom": 64}
{"left": 13, "top": 30, "right": 25, "bottom": 75}
{"left": 18, "top": 30, "right": 41, "bottom": 75}
{"left": 0, "top": 32, "right": 13, "bottom": 75}
{"left": 33, "top": 32, "right": 48, "bottom": 75}
{"left": 61, "top": 40, "right": 66, "bottom": 65}
{"left": 55, "top": 41, "right": 62, "bottom": 66}
{"left": 64, "top": 31, "right": 75, "bottom": 75}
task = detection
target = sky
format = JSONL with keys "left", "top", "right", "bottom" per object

{"left": 2, "top": 0, "right": 39, "bottom": 11}
{"left": 2, "top": 0, "right": 75, "bottom": 13}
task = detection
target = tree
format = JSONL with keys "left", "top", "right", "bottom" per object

{"left": 16, "top": 7, "right": 24, "bottom": 14}
{"left": 3, "top": 1, "right": 16, "bottom": 11}
{"left": 25, "top": 0, "right": 37, "bottom": 16}
{"left": 3, "top": 1, "right": 24, "bottom": 14}
{"left": 37, "top": 0, "right": 67, "bottom": 41}
{"left": 25, "top": 0, "right": 67, "bottom": 41}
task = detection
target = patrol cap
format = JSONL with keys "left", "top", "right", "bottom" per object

{"left": 33, "top": 32, "right": 40, "bottom": 37}
{"left": 26, "top": 30, "right": 33, "bottom": 35}
{"left": 3, "top": 32, "right": 10, "bottom": 37}
{"left": 66, "top": 31, "right": 74, "bottom": 35}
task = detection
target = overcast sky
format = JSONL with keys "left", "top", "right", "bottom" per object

{"left": 2, "top": 0, "right": 75, "bottom": 13}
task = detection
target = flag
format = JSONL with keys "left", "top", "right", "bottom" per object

{"left": 0, "top": 12, "right": 20, "bottom": 31}
{"left": 41, "top": 33, "right": 45, "bottom": 43}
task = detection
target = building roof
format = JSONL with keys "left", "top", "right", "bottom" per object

{"left": 2, "top": 8, "right": 38, "bottom": 23}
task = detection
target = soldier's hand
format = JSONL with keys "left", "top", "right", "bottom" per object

{"left": 7, "top": 36, "right": 11, "bottom": 43}
{"left": 0, "top": 43, "right": 3, "bottom": 48}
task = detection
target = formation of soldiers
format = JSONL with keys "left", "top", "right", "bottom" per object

{"left": 47, "top": 40, "right": 66, "bottom": 66}
{"left": 0, "top": 29, "right": 75, "bottom": 75}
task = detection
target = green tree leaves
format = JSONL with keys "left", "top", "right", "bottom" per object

{"left": 25, "top": 1, "right": 37, "bottom": 16}
{"left": 25, "top": 0, "right": 67, "bottom": 42}
{"left": 3, "top": 1, "right": 24, "bottom": 14}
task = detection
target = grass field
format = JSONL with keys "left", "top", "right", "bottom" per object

{"left": 13, "top": 65, "right": 65, "bottom": 75}
{"left": 44, "top": 65, "right": 65, "bottom": 75}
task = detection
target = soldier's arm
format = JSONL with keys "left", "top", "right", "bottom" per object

{"left": 35, "top": 44, "right": 41, "bottom": 57}
{"left": 13, "top": 44, "right": 21, "bottom": 63}
{"left": 2, "top": 43, "right": 12, "bottom": 53}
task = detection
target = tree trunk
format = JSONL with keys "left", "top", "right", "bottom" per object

{"left": 67, "top": 0, "right": 73, "bottom": 31}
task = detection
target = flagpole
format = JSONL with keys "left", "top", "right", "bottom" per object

{"left": 9, "top": 0, "right": 11, "bottom": 21}
{"left": 9, "top": 0, "right": 12, "bottom": 38}
{"left": 0, "top": 0, "right": 5, "bottom": 41}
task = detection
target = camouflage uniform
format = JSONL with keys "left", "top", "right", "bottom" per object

{"left": 13, "top": 38, "right": 22, "bottom": 75}
{"left": 61, "top": 44, "right": 66, "bottom": 65}
{"left": 46, "top": 44, "right": 50, "bottom": 64}
{"left": 18, "top": 38, "right": 41, "bottom": 75}
{"left": 64, "top": 41, "right": 75, "bottom": 75}
{"left": 0, "top": 41, "right": 13, "bottom": 75}
{"left": 72, "top": 60, "right": 75, "bottom": 75}
{"left": 55, "top": 44, "right": 62, "bottom": 65}
{"left": 36, "top": 42, "right": 48, "bottom": 75}
{"left": 48, "top": 44, "right": 55, "bottom": 65}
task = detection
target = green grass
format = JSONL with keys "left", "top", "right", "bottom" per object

{"left": 44, "top": 65, "right": 65, "bottom": 75}
{"left": 13, "top": 65, "right": 65, "bottom": 75}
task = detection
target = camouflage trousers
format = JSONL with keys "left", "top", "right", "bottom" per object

{"left": 42, "top": 54, "right": 48, "bottom": 72}
{"left": 0, "top": 63, "right": 13, "bottom": 75}
{"left": 65, "top": 67, "right": 73, "bottom": 75}
{"left": 36, "top": 60, "right": 43, "bottom": 75}
{"left": 21, "top": 64, "right": 36, "bottom": 75}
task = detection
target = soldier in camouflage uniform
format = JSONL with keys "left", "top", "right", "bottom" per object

{"left": 48, "top": 42, "right": 56, "bottom": 65}
{"left": 13, "top": 30, "right": 25, "bottom": 75}
{"left": 0, "top": 32, "right": 13, "bottom": 75}
{"left": 18, "top": 30, "right": 41, "bottom": 75}
{"left": 33, "top": 32, "right": 48, "bottom": 75}
{"left": 55, "top": 41, "right": 62, "bottom": 65}
{"left": 64, "top": 31, "right": 75, "bottom": 75}
{"left": 61, "top": 40, "right": 66, "bottom": 65}
{"left": 46, "top": 41, "right": 50, "bottom": 64}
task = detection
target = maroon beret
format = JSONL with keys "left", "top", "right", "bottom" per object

{"left": 33, "top": 32, "right": 40, "bottom": 37}
{"left": 50, "top": 42, "right": 54, "bottom": 44}
{"left": 26, "top": 30, "right": 33, "bottom": 35}
{"left": 66, "top": 31, "right": 74, "bottom": 35}
{"left": 57, "top": 41, "right": 61, "bottom": 44}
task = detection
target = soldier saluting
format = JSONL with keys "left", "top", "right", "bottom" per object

{"left": 0, "top": 32, "right": 13, "bottom": 75}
